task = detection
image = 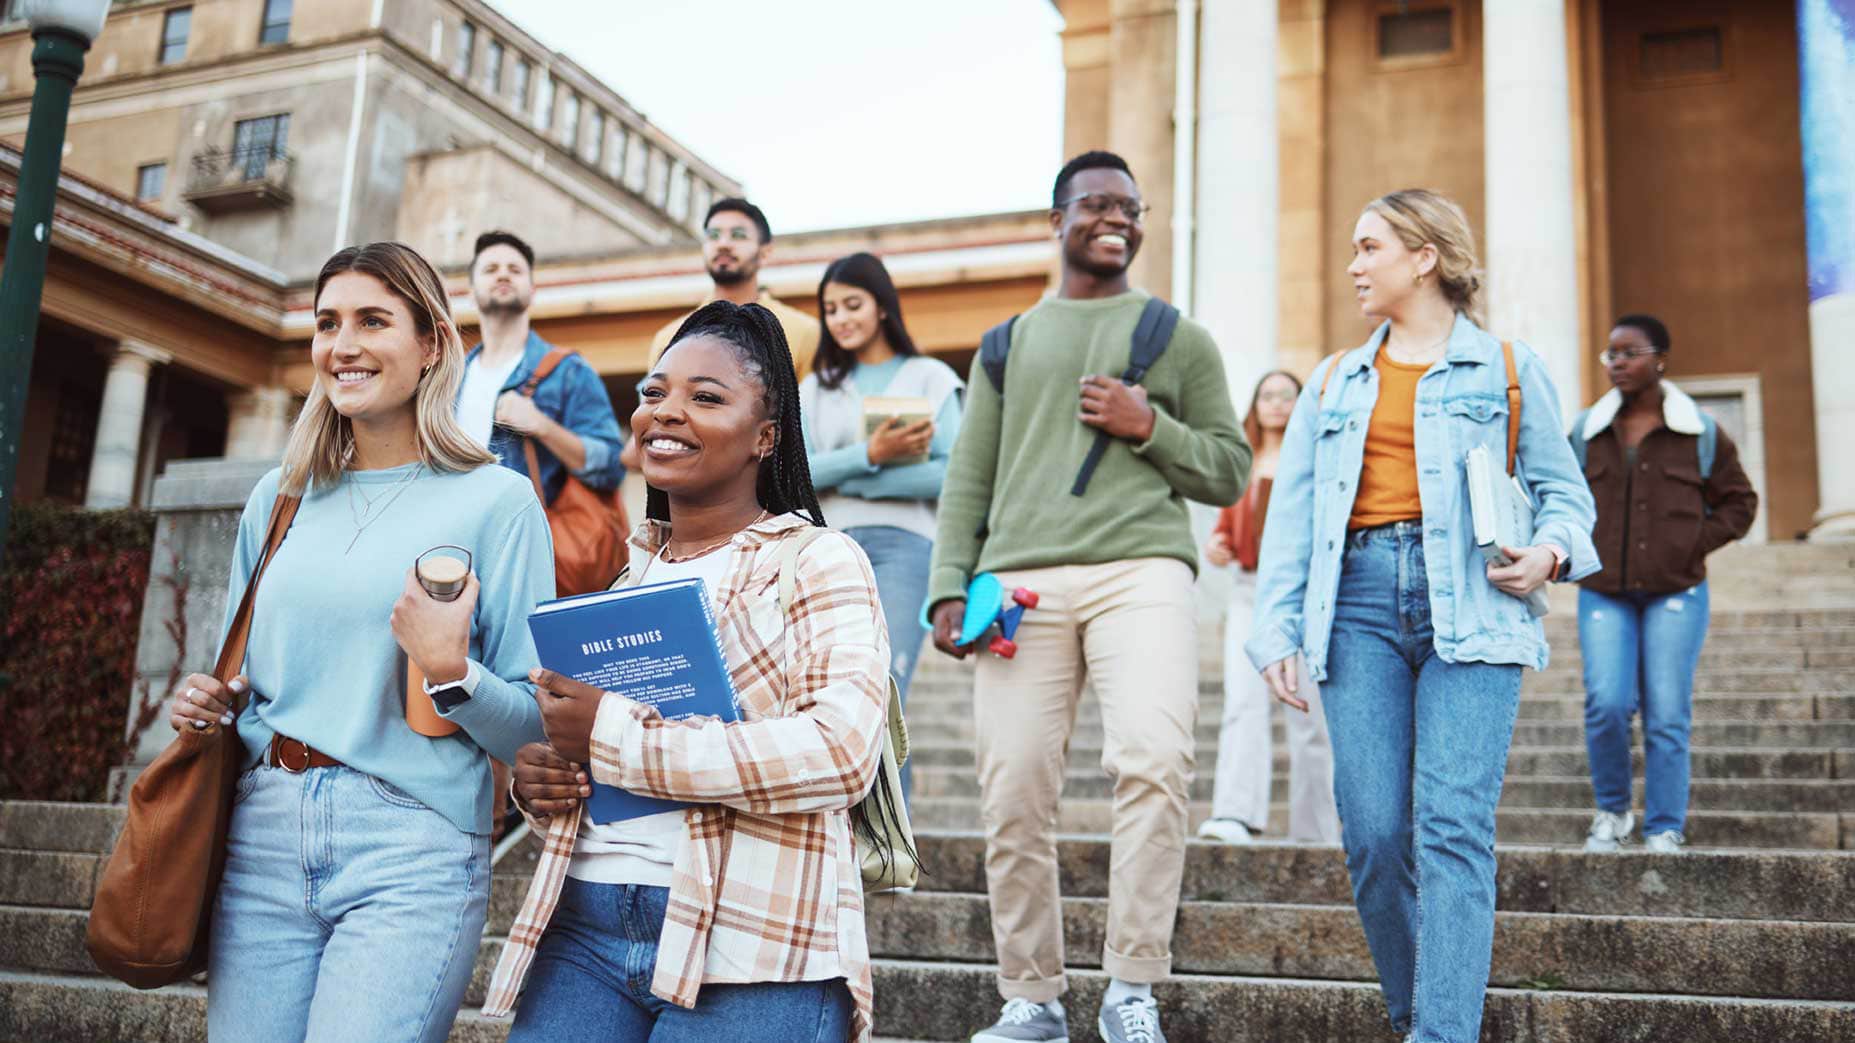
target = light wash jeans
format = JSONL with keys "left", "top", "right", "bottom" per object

{"left": 1578, "top": 582, "right": 1710, "bottom": 836}
{"left": 845, "top": 524, "right": 932, "bottom": 801}
{"left": 1320, "top": 523, "right": 1522, "bottom": 1043}
{"left": 507, "top": 879, "right": 852, "bottom": 1042}
{"left": 1212, "top": 568, "right": 1339, "bottom": 841}
{"left": 207, "top": 764, "right": 489, "bottom": 1043}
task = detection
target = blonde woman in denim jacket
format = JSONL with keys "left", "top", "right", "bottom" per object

{"left": 1246, "top": 190, "right": 1598, "bottom": 1043}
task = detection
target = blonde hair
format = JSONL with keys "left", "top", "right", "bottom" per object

{"left": 281, "top": 242, "right": 496, "bottom": 495}
{"left": 1364, "top": 189, "right": 1484, "bottom": 324}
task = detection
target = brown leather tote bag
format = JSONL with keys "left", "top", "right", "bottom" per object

{"left": 86, "top": 492, "right": 299, "bottom": 988}
{"left": 519, "top": 348, "right": 629, "bottom": 596}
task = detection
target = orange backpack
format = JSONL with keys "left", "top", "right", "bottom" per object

{"left": 520, "top": 348, "right": 631, "bottom": 596}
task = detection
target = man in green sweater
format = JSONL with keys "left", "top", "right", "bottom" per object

{"left": 930, "top": 151, "right": 1250, "bottom": 1043}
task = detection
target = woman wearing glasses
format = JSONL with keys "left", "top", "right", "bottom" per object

{"left": 1198, "top": 370, "right": 1339, "bottom": 846}
{"left": 1570, "top": 314, "right": 1757, "bottom": 855}
{"left": 1248, "top": 189, "right": 1597, "bottom": 1043}
{"left": 799, "top": 252, "right": 963, "bottom": 801}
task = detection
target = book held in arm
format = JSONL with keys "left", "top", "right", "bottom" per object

{"left": 527, "top": 579, "right": 738, "bottom": 823}
{"left": 861, "top": 395, "right": 934, "bottom": 465}
{"left": 1465, "top": 443, "right": 1551, "bottom": 618}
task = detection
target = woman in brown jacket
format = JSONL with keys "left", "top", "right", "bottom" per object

{"left": 1571, "top": 313, "right": 1757, "bottom": 855}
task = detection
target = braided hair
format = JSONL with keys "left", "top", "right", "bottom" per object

{"left": 646, "top": 300, "right": 826, "bottom": 528}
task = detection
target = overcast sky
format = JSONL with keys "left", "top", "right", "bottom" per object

{"left": 503, "top": 0, "right": 1068, "bottom": 235}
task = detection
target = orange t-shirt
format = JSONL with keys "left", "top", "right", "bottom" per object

{"left": 1348, "top": 349, "right": 1428, "bottom": 530}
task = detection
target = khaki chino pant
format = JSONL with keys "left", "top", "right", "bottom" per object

{"left": 972, "top": 557, "right": 1200, "bottom": 1001}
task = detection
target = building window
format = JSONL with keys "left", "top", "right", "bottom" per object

{"left": 258, "top": 0, "right": 291, "bottom": 45}
{"left": 538, "top": 76, "right": 555, "bottom": 131}
{"left": 513, "top": 57, "right": 532, "bottom": 108}
{"left": 587, "top": 110, "right": 604, "bottom": 165}
{"left": 231, "top": 114, "right": 289, "bottom": 181}
{"left": 1377, "top": 7, "right": 1453, "bottom": 60}
{"left": 1640, "top": 27, "right": 1726, "bottom": 82}
{"left": 485, "top": 39, "right": 504, "bottom": 93}
{"left": 159, "top": 7, "right": 190, "bottom": 65}
{"left": 456, "top": 21, "right": 476, "bottom": 77}
{"left": 44, "top": 382, "right": 97, "bottom": 504}
{"left": 556, "top": 88, "right": 578, "bottom": 149}
{"left": 136, "top": 162, "right": 167, "bottom": 201}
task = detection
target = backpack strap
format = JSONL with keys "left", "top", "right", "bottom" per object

{"left": 1070, "top": 297, "right": 1180, "bottom": 497}
{"left": 1317, "top": 353, "right": 1343, "bottom": 404}
{"left": 978, "top": 316, "right": 1017, "bottom": 395}
{"left": 520, "top": 347, "right": 576, "bottom": 397}
{"left": 775, "top": 527, "right": 829, "bottom": 616}
{"left": 1501, "top": 340, "right": 1520, "bottom": 477}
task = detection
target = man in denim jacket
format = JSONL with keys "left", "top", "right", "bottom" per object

{"left": 459, "top": 231, "right": 625, "bottom": 504}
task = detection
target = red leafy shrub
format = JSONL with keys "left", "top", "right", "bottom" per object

{"left": 0, "top": 504, "right": 156, "bottom": 802}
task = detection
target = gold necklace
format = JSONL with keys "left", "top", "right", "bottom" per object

{"left": 661, "top": 510, "right": 768, "bottom": 563}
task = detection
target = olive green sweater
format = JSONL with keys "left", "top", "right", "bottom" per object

{"left": 927, "top": 290, "right": 1251, "bottom": 609}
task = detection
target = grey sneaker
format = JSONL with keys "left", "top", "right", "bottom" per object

{"left": 1643, "top": 830, "right": 1686, "bottom": 854}
{"left": 972, "top": 998, "right": 1068, "bottom": 1043}
{"left": 1583, "top": 810, "right": 1634, "bottom": 852}
{"left": 1098, "top": 996, "right": 1164, "bottom": 1043}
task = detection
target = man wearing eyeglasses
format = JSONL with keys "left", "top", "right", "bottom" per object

{"left": 928, "top": 151, "right": 1250, "bottom": 1043}
{"left": 644, "top": 197, "right": 819, "bottom": 377}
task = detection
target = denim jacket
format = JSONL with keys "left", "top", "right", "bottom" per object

{"left": 464, "top": 330, "right": 626, "bottom": 505}
{"left": 1246, "top": 315, "right": 1599, "bottom": 681}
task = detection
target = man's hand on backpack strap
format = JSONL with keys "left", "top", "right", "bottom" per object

{"left": 1078, "top": 375, "right": 1156, "bottom": 442}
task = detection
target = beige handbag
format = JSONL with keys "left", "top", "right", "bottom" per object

{"left": 775, "top": 529, "right": 919, "bottom": 892}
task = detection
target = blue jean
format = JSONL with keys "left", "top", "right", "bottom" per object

{"left": 207, "top": 764, "right": 489, "bottom": 1043}
{"left": 1578, "top": 582, "right": 1709, "bottom": 836}
{"left": 507, "top": 879, "right": 852, "bottom": 1042}
{"left": 844, "top": 525, "right": 932, "bottom": 800}
{"left": 1319, "top": 523, "right": 1522, "bottom": 1043}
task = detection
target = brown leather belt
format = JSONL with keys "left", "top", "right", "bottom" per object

{"left": 268, "top": 734, "right": 344, "bottom": 773}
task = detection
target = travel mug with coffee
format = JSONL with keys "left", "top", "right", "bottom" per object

{"left": 406, "top": 546, "right": 471, "bottom": 738}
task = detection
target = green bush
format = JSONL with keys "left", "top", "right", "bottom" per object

{"left": 0, "top": 503, "right": 156, "bottom": 802}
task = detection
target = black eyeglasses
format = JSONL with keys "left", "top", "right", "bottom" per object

{"left": 1056, "top": 192, "right": 1151, "bottom": 223}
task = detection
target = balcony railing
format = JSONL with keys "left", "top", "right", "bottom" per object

{"left": 185, "top": 145, "right": 294, "bottom": 214}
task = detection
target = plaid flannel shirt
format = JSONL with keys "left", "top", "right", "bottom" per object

{"left": 483, "top": 513, "right": 890, "bottom": 1042}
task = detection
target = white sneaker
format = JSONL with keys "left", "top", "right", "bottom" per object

{"left": 1583, "top": 810, "right": 1634, "bottom": 852}
{"left": 1195, "top": 818, "right": 1255, "bottom": 844}
{"left": 1643, "top": 830, "right": 1686, "bottom": 854}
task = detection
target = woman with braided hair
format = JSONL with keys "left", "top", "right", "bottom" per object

{"left": 486, "top": 300, "right": 896, "bottom": 1043}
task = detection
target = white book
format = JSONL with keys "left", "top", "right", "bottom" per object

{"left": 1465, "top": 443, "right": 1551, "bottom": 618}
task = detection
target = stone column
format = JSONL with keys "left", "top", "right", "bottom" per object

{"left": 1108, "top": 0, "right": 1178, "bottom": 299}
{"left": 1193, "top": 0, "right": 1278, "bottom": 407}
{"left": 83, "top": 341, "right": 170, "bottom": 509}
{"left": 1481, "top": 0, "right": 1582, "bottom": 418}
{"left": 1797, "top": 0, "right": 1855, "bottom": 541}
{"left": 224, "top": 387, "right": 295, "bottom": 460}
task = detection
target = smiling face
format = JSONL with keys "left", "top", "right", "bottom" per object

{"left": 822, "top": 281, "right": 882, "bottom": 354}
{"left": 312, "top": 271, "right": 434, "bottom": 426}
{"left": 632, "top": 334, "right": 776, "bottom": 504}
{"left": 1605, "top": 324, "right": 1664, "bottom": 395}
{"left": 1053, "top": 167, "right": 1144, "bottom": 278}
{"left": 702, "top": 209, "right": 767, "bottom": 288}
{"left": 1346, "top": 209, "right": 1433, "bottom": 321}
{"left": 470, "top": 243, "right": 534, "bottom": 316}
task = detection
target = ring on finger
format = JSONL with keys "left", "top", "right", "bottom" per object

{"left": 187, "top": 687, "right": 206, "bottom": 707}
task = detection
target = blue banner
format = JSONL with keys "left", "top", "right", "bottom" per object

{"left": 1799, "top": 0, "right": 1855, "bottom": 301}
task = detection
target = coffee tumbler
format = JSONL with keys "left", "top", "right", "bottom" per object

{"left": 406, "top": 546, "right": 471, "bottom": 738}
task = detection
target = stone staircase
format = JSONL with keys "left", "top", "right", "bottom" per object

{"left": 2, "top": 543, "right": 1852, "bottom": 1041}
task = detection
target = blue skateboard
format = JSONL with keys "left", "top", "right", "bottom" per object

{"left": 930, "top": 572, "right": 1039, "bottom": 659}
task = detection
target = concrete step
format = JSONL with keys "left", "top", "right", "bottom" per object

{"left": 902, "top": 799, "right": 1849, "bottom": 850}
{"left": 902, "top": 692, "right": 1853, "bottom": 723}
{"left": 907, "top": 768, "right": 1855, "bottom": 813}
{"left": 902, "top": 718, "right": 1855, "bottom": 750}
{"left": 0, "top": 849, "right": 99, "bottom": 909}
{"left": 866, "top": 960, "right": 1855, "bottom": 1042}
{"left": 0, "top": 802, "right": 121, "bottom": 855}
{"left": 864, "top": 892, "right": 1855, "bottom": 1001}
{"left": 904, "top": 832, "right": 1855, "bottom": 923}
{"left": 904, "top": 743, "right": 1855, "bottom": 781}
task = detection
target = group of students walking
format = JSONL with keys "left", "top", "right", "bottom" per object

{"left": 159, "top": 148, "right": 1754, "bottom": 1043}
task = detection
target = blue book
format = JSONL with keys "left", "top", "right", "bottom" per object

{"left": 527, "top": 578, "right": 738, "bottom": 824}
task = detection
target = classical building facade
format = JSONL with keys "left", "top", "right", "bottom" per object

{"left": 1060, "top": 0, "right": 1851, "bottom": 542}
{"left": 0, "top": 0, "right": 736, "bottom": 280}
